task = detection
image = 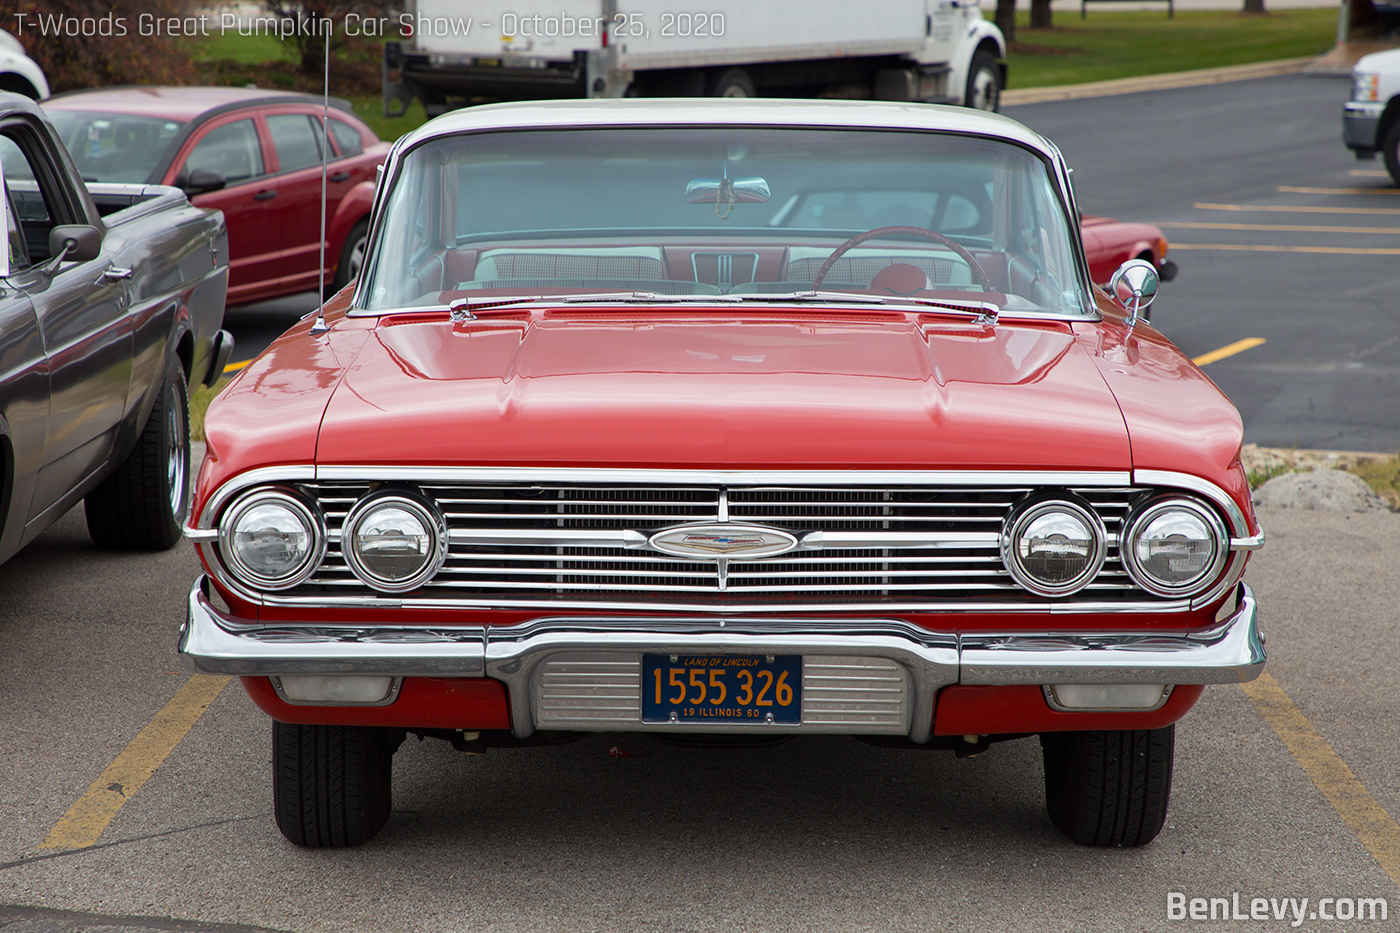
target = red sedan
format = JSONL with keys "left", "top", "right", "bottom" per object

{"left": 43, "top": 87, "right": 390, "bottom": 307}
{"left": 1081, "top": 213, "right": 1178, "bottom": 291}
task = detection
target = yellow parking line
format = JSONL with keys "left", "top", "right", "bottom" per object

{"left": 1192, "top": 337, "right": 1265, "bottom": 367}
{"left": 1157, "top": 221, "right": 1400, "bottom": 235}
{"left": 1277, "top": 185, "right": 1400, "bottom": 196}
{"left": 222, "top": 359, "right": 251, "bottom": 374}
{"left": 1243, "top": 673, "right": 1400, "bottom": 889}
{"left": 39, "top": 675, "right": 230, "bottom": 851}
{"left": 1195, "top": 202, "right": 1400, "bottom": 216}
{"left": 1170, "top": 244, "right": 1400, "bottom": 255}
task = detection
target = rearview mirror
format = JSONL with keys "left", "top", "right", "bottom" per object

{"left": 685, "top": 176, "right": 770, "bottom": 204}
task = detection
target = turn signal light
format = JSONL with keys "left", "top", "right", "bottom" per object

{"left": 1045, "top": 684, "right": 1171, "bottom": 711}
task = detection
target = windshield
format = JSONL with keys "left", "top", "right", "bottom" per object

{"left": 47, "top": 111, "right": 184, "bottom": 184}
{"left": 360, "top": 127, "right": 1089, "bottom": 316}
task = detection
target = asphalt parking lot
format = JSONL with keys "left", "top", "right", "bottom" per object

{"left": 3, "top": 73, "right": 1400, "bottom": 932}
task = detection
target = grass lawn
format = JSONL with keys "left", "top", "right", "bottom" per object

{"left": 1007, "top": 8, "right": 1338, "bottom": 88}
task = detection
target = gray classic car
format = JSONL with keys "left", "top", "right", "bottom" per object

{"left": 0, "top": 93, "right": 230, "bottom": 564}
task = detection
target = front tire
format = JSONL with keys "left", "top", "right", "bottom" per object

{"left": 331, "top": 219, "right": 369, "bottom": 292}
{"left": 1382, "top": 120, "right": 1400, "bottom": 188}
{"left": 85, "top": 357, "right": 190, "bottom": 550}
{"left": 1040, "top": 726, "right": 1174, "bottom": 847}
{"left": 964, "top": 51, "right": 1001, "bottom": 112}
{"left": 273, "top": 722, "right": 399, "bottom": 847}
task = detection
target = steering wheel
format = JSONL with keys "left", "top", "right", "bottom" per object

{"left": 811, "top": 225, "right": 995, "bottom": 294}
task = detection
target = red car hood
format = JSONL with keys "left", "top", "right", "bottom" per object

{"left": 313, "top": 310, "right": 1134, "bottom": 471}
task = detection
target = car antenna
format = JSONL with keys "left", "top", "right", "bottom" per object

{"left": 309, "top": 21, "right": 331, "bottom": 337}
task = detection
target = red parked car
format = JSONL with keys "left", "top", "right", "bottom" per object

{"left": 43, "top": 87, "right": 390, "bottom": 306}
{"left": 1081, "top": 213, "right": 1178, "bottom": 293}
{"left": 181, "top": 100, "right": 1263, "bottom": 850}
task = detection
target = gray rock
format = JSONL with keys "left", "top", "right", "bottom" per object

{"left": 1253, "top": 468, "right": 1389, "bottom": 512}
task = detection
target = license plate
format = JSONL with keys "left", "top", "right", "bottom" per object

{"left": 641, "top": 654, "right": 801, "bottom": 725}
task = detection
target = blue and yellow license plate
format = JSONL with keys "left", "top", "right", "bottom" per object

{"left": 641, "top": 654, "right": 801, "bottom": 724}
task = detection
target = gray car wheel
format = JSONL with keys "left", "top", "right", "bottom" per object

{"left": 331, "top": 219, "right": 369, "bottom": 293}
{"left": 85, "top": 357, "right": 190, "bottom": 551}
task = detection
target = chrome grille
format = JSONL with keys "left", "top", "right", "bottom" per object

{"left": 287, "top": 481, "right": 1156, "bottom": 609}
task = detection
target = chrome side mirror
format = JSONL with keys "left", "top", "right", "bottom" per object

{"left": 1108, "top": 258, "right": 1158, "bottom": 329}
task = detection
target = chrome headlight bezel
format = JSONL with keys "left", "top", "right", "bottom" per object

{"left": 342, "top": 491, "right": 448, "bottom": 594}
{"left": 1000, "top": 497, "right": 1107, "bottom": 597}
{"left": 1121, "top": 496, "right": 1228, "bottom": 598}
{"left": 217, "top": 487, "right": 326, "bottom": 591}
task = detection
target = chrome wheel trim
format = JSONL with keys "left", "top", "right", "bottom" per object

{"left": 167, "top": 388, "right": 188, "bottom": 516}
{"left": 346, "top": 233, "right": 367, "bottom": 280}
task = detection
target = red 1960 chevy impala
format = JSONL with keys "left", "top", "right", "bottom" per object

{"left": 180, "top": 99, "right": 1264, "bottom": 849}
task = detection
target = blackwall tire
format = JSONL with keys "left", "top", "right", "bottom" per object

{"left": 965, "top": 51, "right": 1001, "bottom": 112}
{"left": 708, "top": 68, "right": 756, "bottom": 98}
{"left": 1041, "top": 726, "right": 1174, "bottom": 847}
{"left": 331, "top": 219, "right": 369, "bottom": 292}
{"left": 1382, "top": 120, "right": 1400, "bottom": 188}
{"left": 84, "top": 357, "right": 189, "bottom": 551}
{"left": 273, "top": 722, "right": 400, "bottom": 848}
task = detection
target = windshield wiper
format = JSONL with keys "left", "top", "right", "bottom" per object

{"left": 735, "top": 290, "right": 888, "bottom": 305}
{"left": 439, "top": 291, "right": 996, "bottom": 322}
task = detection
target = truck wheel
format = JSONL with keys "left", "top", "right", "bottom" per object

{"left": 709, "top": 68, "right": 755, "bottom": 98}
{"left": 331, "top": 219, "right": 369, "bottom": 292}
{"left": 1040, "top": 726, "right": 1174, "bottom": 847}
{"left": 1383, "top": 120, "right": 1400, "bottom": 188}
{"left": 964, "top": 51, "right": 1001, "bottom": 112}
{"left": 273, "top": 722, "right": 399, "bottom": 847}
{"left": 85, "top": 357, "right": 189, "bottom": 551}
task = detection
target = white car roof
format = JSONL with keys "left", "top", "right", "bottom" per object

{"left": 397, "top": 98, "right": 1062, "bottom": 162}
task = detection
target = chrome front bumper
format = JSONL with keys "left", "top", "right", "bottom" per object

{"left": 1343, "top": 101, "right": 1384, "bottom": 153}
{"left": 180, "top": 576, "right": 1263, "bottom": 742}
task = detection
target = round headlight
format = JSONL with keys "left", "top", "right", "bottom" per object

{"left": 342, "top": 493, "right": 447, "bottom": 593}
{"left": 218, "top": 489, "right": 325, "bottom": 590}
{"left": 1001, "top": 499, "right": 1106, "bottom": 596}
{"left": 1123, "top": 498, "right": 1227, "bottom": 597}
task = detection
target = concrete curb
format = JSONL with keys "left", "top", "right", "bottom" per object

{"left": 1001, "top": 55, "right": 1318, "bottom": 105}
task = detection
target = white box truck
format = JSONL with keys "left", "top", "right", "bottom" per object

{"left": 384, "top": 0, "right": 1006, "bottom": 116}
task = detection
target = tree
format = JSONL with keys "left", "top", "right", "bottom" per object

{"left": 0, "top": 0, "right": 196, "bottom": 92}
{"left": 1030, "top": 0, "right": 1053, "bottom": 29}
{"left": 1348, "top": 0, "right": 1384, "bottom": 38}
{"left": 259, "top": 0, "right": 397, "bottom": 75}
{"left": 995, "top": 0, "right": 1016, "bottom": 43}
{"left": 1243, "top": 0, "right": 1266, "bottom": 13}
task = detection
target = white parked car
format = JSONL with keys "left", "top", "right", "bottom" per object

{"left": 1343, "top": 46, "right": 1400, "bottom": 185}
{"left": 0, "top": 30, "right": 48, "bottom": 100}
